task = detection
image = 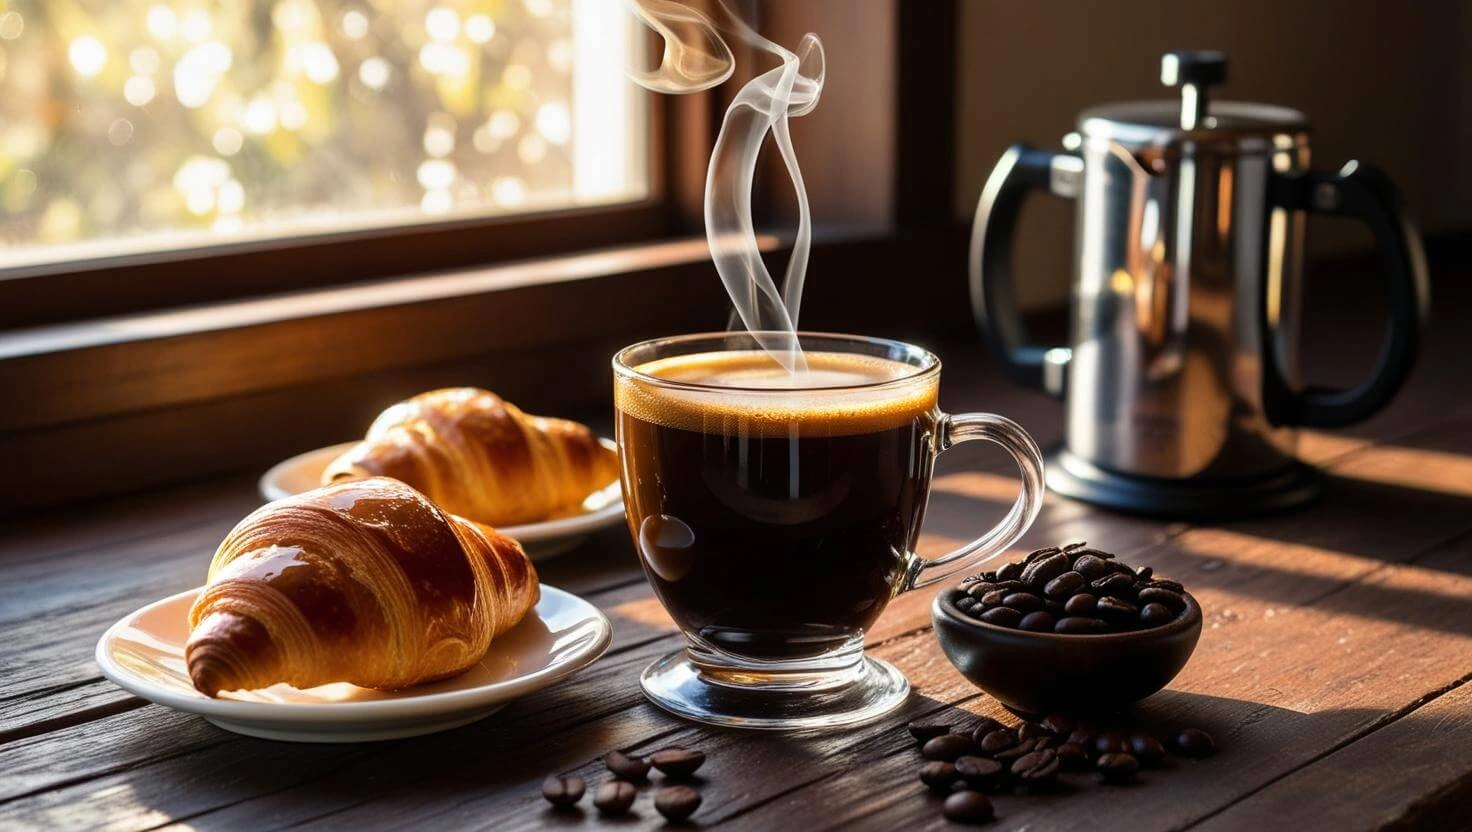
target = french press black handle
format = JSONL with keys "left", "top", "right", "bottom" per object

{"left": 1263, "top": 162, "right": 1431, "bottom": 427}
{"left": 969, "top": 144, "right": 1079, "bottom": 397}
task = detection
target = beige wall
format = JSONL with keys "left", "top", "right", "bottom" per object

{"left": 955, "top": 0, "right": 1470, "bottom": 308}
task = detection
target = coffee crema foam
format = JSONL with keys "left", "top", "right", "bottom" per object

{"left": 616, "top": 351, "right": 937, "bottom": 437}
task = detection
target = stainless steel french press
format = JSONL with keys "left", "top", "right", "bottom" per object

{"left": 970, "top": 51, "right": 1429, "bottom": 518}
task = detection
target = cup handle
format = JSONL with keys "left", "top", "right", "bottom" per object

{"left": 902, "top": 412, "right": 1045, "bottom": 591}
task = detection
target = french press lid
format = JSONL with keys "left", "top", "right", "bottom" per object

{"left": 1077, "top": 51, "right": 1310, "bottom": 153}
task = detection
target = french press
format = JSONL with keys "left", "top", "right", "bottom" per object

{"left": 970, "top": 51, "right": 1429, "bottom": 518}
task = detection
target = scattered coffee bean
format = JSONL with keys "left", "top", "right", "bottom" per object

{"left": 1044, "top": 571, "right": 1086, "bottom": 599}
{"left": 942, "top": 791, "right": 995, "bottom": 824}
{"left": 1064, "top": 593, "right": 1098, "bottom": 615}
{"left": 1140, "top": 602, "right": 1175, "bottom": 627}
{"left": 1098, "top": 752, "right": 1140, "bottom": 784}
{"left": 993, "top": 738, "right": 1039, "bottom": 761}
{"left": 1146, "top": 578, "right": 1185, "bottom": 593}
{"left": 996, "top": 561, "right": 1024, "bottom": 582}
{"left": 1023, "top": 545, "right": 1061, "bottom": 565}
{"left": 981, "top": 589, "right": 1009, "bottom": 607}
{"left": 920, "top": 761, "right": 961, "bottom": 793}
{"left": 1056, "top": 742, "right": 1091, "bottom": 770}
{"left": 649, "top": 747, "right": 705, "bottom": 778}
{"left": 594, "top": 781, "right": 638, "bottom": 816}
{"left": 978, "top": 729, "right": 1016, "bottom": 754}
{"left": 907, "top": 719, "right": 953, "bottom": 743}
{"left": 1129, "top": 733, "right": 1167, "bottom": 767}
{"left": 1019, "top": 610, "right": 1056, "bottom": 632}
{"left": 541, "top": 775, "right": 585, "bottom": 808}
{"left": 1095, "top": 732, "right": 1128, "bottom": 756}
{"left": 1040, "top": 713, "right": 1075, "bottom": 736}
{"left": 604, "top": 750, "right": 651, "bottom": 781}
{"left": 979, "top": 607, "right": 1023, "bottom": 627}
{"left": 922, "top": 733, "right": 975, "bottom": 762}
{"left": 1012, "top": 749, "right": 1061, "bottom": 784}
{"left": 1072, "top": 554, "right": 1112, "bottom": 580}
{"left": 969, "top": 717, "right": 1005, "bottom": 742}
{"left": 654, "top": 785, "right": 702, "bottom": 822}
{"left": 1139, "top": 587, "right": 1187, "bottom": 612}
{"left": 1134, "top": 565, "right": 1153, "bottom": 582}
{"left": 954, "top": 755, "right": 1003, "bottom": 788}
{"left": 1017, "top": 721, "right": 1051, "bottom": 741}
{"left": 1054, "top": 616, "right": 1107, "bottom": 634}
{"left": 1176, "top": 728, "right": 1216, "bottom": 758}
{"left": 1096, "top": 596, "right": 1139, "bottom": 623}
{"left": 1022, "top": 553, "right": 1071, "bottom": 588}
{"left": 1002, "top": 592, "right": 1045, "bottom": 613}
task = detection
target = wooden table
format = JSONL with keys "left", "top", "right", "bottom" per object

{"left": 3, "top": 291, "right": 1470, "bottom": 831}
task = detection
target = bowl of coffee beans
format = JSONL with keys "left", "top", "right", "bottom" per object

{"left": 932, "top": 542, "right": 1202, "bottom": 715}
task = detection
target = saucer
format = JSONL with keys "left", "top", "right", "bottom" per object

{"left": 96, "top": 585, "right": 612, "bottom": 742}
{"left": 259, "top": 440, "right": 625, "bottom": 559}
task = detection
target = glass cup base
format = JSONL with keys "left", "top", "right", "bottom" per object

{"left": 639, "top": 648, "right": 910, "bottom": 730}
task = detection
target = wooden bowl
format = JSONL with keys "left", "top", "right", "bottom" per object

{"left": 931, "top": 589, "right": 1203, "bottom": 716}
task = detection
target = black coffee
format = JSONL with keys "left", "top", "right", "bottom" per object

{"left": 616, "top": 350, "right": 938, "bottom": 661}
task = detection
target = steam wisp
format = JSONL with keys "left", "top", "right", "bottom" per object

{"left": 626, "top": 1, "right": 825, "bottom": 373}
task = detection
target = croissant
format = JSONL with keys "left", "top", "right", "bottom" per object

{"left": 322, "top": 388, "right": 620, "bottom": 527}
{"left": 185, "top": 477, "right": 538, "bottom": 696}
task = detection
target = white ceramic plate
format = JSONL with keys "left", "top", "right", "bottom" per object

{"left": 96, "top": 584, "right": 611, "bottom": 743}
{"left": 259, "top": 439, "right": 625, "bottom": 559}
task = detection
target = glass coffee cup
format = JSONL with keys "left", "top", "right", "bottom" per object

{"left": 613, "top": 332, "right": 1044, "bottom": 729}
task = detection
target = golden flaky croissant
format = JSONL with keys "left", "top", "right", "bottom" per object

{"left": 321, "top": 388, "right": 620, "bottom": 527}
{"left": 186, "top": 477, "right": 538, "bottom": 696}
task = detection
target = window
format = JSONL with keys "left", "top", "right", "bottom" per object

{"left": 0, "top": 0, "right": 647, "bottom": 270}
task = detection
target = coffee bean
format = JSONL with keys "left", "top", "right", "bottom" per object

{"left": 996, "top": 561, "right": 1024, "bottom": 582}
{"left": 1062, "top": 540, "right": 1088, "bottom": 552}
{"left": 1128, "top": 733, "right": 1166, "bottom": 766}
{"left": 1140, "top": 602, "right": 1175, "bottom": 627}
{"left": 994, "top": 580, "right": 1028, "bottom": 592}
{"left": 654, "top": 785, "right": 702, "bottom": 822}
{"left": 594, "top": 781, "right": 638, "bottom": 816}
{"left": 1019, "top": 610, "right": 1056, "bottom": 632}
{"left": 957, "top": 596, "right": 980, "bottom": 614}
{"left": 604, "top": 750, "right": 651, "bottom": 781}
{"left": 922, "top": 733, "right": 976, "bottom": 762}
{"left": 966, "top": 582, "right": 998, "bottom": 600}
{"left": 954, "top": 755, "right": 1003, "bottom": 788}
{"left": 1095, "top": 732, "right": 1128, "bottom": 756}
{"left": 1022, "top": 553, "right": 1071, "bottom": 588}
{"left": 981, "top": 589, "right": 1008, "bottom": 607}
{"left": 1091, "top": 573, "right": 1136, "bottom": 598}
{"left": 907, "top": 719, "right": 954, "bottom": 743}
{"left": 993, "top": 737, "right": 1038, "bottom": 761}
{"left": 542, "top": 775, "right": 585, "bottom": 808}
{"left": 1146, "top": 578, "right": 1185, "bottom": 593}
{"left": 1054, "top": 616, "right": 1107, "bottom": 634}
{"left": 1066, "top": 727, "right": 1096, "bottom": 748}
{"left": 1134, "top": 565, "right": 1153, "bottom": 582}
{"left": 968, "top": 717, "right": 1005, "bottom": 742}
{"left": 1097, "top": 752, "right": 1140, "bottom": 783}
{"left": 1056, "top": 742, "right": 1091, "bottom": 770}
{"left": 649, "top": 747, "right": 705, "bottom": 778}
{"left": 943, "top": 791, "right": 995, "bottom": 824}
{"left": 1022, "top": 545, "right": 1061, "bottom": 565}
{"left": 1017, "top": 721, "right": 1050, "bottom": 741}
{"left": 1002, "top": 592, "right": 1044, "bottom": 613}
{"left": 1043, "top": 571, "right": 1085, "bottom": 599}
{"left": 1040, "top": 714, "right": 1075, "bottom": 736}
{"left": 1176, "top": 728, "right": 1216, "bottom": 758}
{"left": 978, "top": 728, "right": 1017, "bottom": 754}
{"left": 1096, "top": 596, "right": 1140, "bottom": 623}
{"left": 1011, "top": 749, "right": 1060, "bottom": 784}
{"left": 979, "top": 607, "right": 1023, "bottom": 627}
{"left": 1139, "top": 587, "right": 1187, "bottom": 612}
{"left": 920, "top": 761, "right": 961, "bottom": 793}
{"left": 1044, "top": 599, "right": 1067, "bottom": 616}
{"left": 1063, "top": 593, "right": 1098, "bottom": 615}
{"left": 1073, "top": 554, "right": 1112, "bottom": 580}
